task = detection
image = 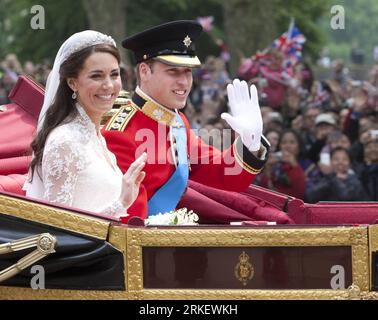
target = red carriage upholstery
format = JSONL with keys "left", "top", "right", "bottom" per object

{"left": 0, "top": 156, "right": 31, "bottom": 175}
{"left": 303, "top": 202, "right": 378, "bottom": 225}
{"left": 0, "top": 76, "right": 43, "bottom": 195}
{"left": 179, "top": 181, "right": 295, "bottom": 224}
{"left": 0, "top": 174, "right": 27, "bottom": 195}
{"left": 243, "top": 184, "right": 306, "bottom": 224}
{"left": 244, "top": 185, "right": 378, "bottom": 225}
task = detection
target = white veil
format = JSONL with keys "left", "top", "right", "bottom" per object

{"left": 25, "top": 30, "right": 116, "bottom": 198}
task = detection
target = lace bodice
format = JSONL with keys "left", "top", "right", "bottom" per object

{"left": 29, "top": 104, "right": 126, "bottom": 218}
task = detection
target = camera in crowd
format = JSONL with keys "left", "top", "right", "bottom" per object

{"left": 370, "top": 130, "right": 378, "bottom": 139}
{"left": 274, "top": 151, "right": 282, "bottom": 160}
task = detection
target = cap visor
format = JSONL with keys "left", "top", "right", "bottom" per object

{"left": 155, "top": 55, "right": 201, "bottom": 68}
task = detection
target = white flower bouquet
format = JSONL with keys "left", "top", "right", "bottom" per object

{"left": 145, "top": 208, "right": 199, "bottom": 226}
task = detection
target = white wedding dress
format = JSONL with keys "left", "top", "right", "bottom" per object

{"left": 25, "top": 103, "right": 126, "bottom": 218}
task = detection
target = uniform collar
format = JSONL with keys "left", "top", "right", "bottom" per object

{"left": 132, "top": 87, "right": 182, "bottom": 127}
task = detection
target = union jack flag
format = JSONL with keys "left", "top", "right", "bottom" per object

{"left": 272, "top": 18, "right": 306, "bottom": 68}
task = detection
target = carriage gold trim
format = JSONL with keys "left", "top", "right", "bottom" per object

{"left": 0, "top": 192, "right": 377, "bottom": 300}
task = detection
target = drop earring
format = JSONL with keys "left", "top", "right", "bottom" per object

{"left": 72, "top": 91, "right": 77, "bottom": 100}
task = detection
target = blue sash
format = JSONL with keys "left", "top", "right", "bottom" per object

{"left": 147, "top": 114, "right": 189, "bottom": 215}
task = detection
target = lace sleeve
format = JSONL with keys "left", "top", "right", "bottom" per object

{"left": 42, "top": 129, "right": 129, "bottom": 219}
{"left": 99, "top": 200, "right": 128, "bottom": 218}
{"left": 42, "top": 137, "right": 86, "bottom": 206}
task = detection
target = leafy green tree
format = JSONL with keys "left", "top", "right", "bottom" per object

{"left": 1, "top": 0, "right": 329, "bottom": 72}
{"left": 320, "top": 0, "right": 378, "bottom": 64}
{"left": 82, "top": 0, "right": 128, "bottom": 63}
{"left": 222, "top": 0, "right": 329, "bottom": 74}
{"left": 223, "top": 0, "right": 278, "bottom": 73}
{"left": 2, "top": 0, "right": 88, "bottom": 64}
{"left": 125, "top": 0, "right": 223, "bottom": 63}
{"left": 273, "top": 0, "right": 329, "bottom": 58}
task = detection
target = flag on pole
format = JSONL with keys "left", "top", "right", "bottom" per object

{"left": 272, "top": 18, "right": 306, "bottom": 68}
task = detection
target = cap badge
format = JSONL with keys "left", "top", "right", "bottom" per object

{"left": 183, "top": 35, "right": 192, "bottom": 48}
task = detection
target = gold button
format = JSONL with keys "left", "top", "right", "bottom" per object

{"left": 125, "top": 106, "right": 132, "bottom": 112}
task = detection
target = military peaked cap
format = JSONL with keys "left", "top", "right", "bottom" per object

{"left": 122, "top": 20, "right": 202, "bottom": 67}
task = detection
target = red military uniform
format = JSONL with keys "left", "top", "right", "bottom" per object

{"left": 102, "top": 88, "right": 269, "bottom": 222}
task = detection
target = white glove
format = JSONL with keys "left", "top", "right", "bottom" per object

{"left": 221, "top": 79, "right": 263, "bottom": 152}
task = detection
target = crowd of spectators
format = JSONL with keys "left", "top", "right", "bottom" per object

{"left": 183, "top": 49, "right": 378, "bottom": 202}
{"left": 1, "top": 50, "right": 377, "bottom": 202}
{"left": 0, "top": 53, "right": 51, "bottom": 105}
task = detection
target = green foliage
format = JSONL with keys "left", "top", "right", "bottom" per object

{"left": 126, "top": 0, "right": 328, "bottom": 63}
{"left": 125, "top": 0, "right": 222, "bottom": 34}
{"left": 0, "top": 0, "right": 9, "bottom": 59}
{"left": 320, "top": 0, "right": 378, "bottom": 64}
{"left": 1, "top": 0, "right": 88, "bottom": 64}
{"left": 273, "top": 0, "right": 330, "bottom": 60}
{"left": 0, "top": 0, "right": 331, "bottom": 66}
{"left": 125, "top": 0, "right": 223, "bottom": 62}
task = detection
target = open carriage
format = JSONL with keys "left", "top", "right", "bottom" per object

{"left": 0, "top": 76, "right": 377, "bottom": 300}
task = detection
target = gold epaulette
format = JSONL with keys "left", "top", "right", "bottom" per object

{"left": 100, "top": 90, "right": 133, "bottom": 126}
{"left": 114, "top": 90, "right": 132, "bottom": 105}
{"left": 104, "top": 103, "right": 137, "bottom": 131}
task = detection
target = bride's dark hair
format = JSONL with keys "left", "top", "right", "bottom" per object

{"left": 29, "top": 44, "right": 120, "bottom": 180}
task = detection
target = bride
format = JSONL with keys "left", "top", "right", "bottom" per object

{"left": 24, "top": 30, "right": 145, "bottom": 219}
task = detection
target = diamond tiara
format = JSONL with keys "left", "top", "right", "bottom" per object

{"left": 63, "top": 32, "right": 116, "bottom": 62}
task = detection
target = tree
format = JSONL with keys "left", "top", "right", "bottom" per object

{"left": 223, "top": 0, "right": 278, "bottom": 74}
{"left": 320, "top": 0, "right": 378, "bottom": 64}
{"left": 82, "top": 0, "right": 128, "bottom": 63}
{"left": 1, "top": 0, "right": 329, "bottom": 72}
{"left": 0, "top": 0, "right": 11, "bottom": 60}
{"left": 222, "top": 0, "right": 328, "bottom": 74}
{"left": 124, "top": 0, "right": 223, "bottom": 64}
{"left": 2, "top": 0, "right": 88, "bottom": 64}
{"left": 273, "top": 0, "right": 329, "bottom": 60}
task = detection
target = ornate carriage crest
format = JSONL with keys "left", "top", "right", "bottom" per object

{"left": 234, "top": 251, "right": 254, "bottom": 286}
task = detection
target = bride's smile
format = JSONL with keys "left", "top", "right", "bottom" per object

{"left": 68, "top": 51, "right": 121, "bottom": 128}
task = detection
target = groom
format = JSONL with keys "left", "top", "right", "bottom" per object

{"left": 102, "top": 20, "right": 270, "bottom": 222}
